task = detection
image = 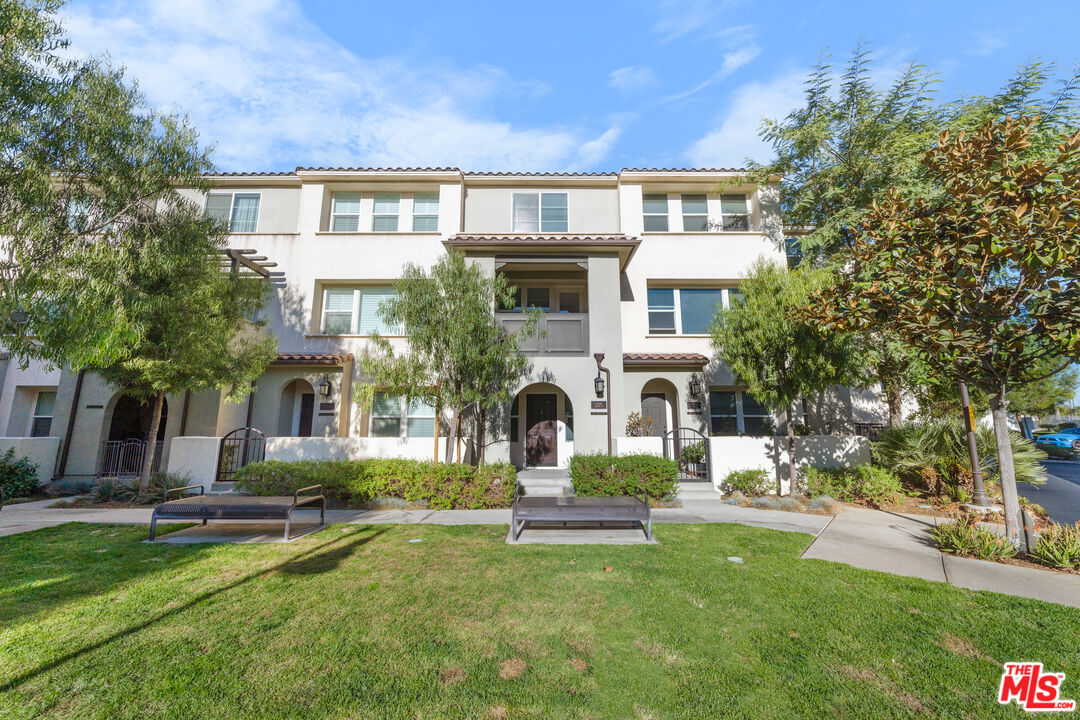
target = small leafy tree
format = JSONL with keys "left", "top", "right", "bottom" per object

{"left": 356, "top": 251, "right": 539, "bottom": 464}
{"left": 2, "top": 0, "right": 217, "bottom": 369}
{"left": 809, "top": 117, "right": 1080, "bottom": 545}
{"left": 96, "top": 209, "right": 276, "bottom": 492}
{"left": 711, "top": 260, "right": 859, "bottom": 494}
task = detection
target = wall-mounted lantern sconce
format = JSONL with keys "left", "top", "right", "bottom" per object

{"left": 319, "top": 377, "right": 332, "bottom": 399}
{"left": 689, "top": 376, "right": 703, "bottom": 397}
{"left": 594, "top": 372, "right": 605, "bottom": 398}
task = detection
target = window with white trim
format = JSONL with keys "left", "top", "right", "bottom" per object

{"left": 642, "top": 194, "right": 669, "bottom": 232}
{"left": 320, "top": 286, "right": 399, "bottom": 335}
{"left": 512, "top": 192, "right": 568, "bottom": 232}
{"left": 412, "top": 192, "right": 439, "bottom": 232}
{"left": 681, "top": 194, "right": 708, "bottom": 231}
{"left": 65, "top": 198, "right": 93, "bottom": 232}
{"left": 709, "top": 389, "right": 773, "bottom": 436}
{"left": 370, "top": 392, "right": 436, "bottom": 438}
{"left": 372, "top": 193, "right": 400, "bottom": 232}
{"left": 331, "top": 192, "right": 362, "bottom": 231}
{"left": 720, "top": 194, "right": 749, "bottom": 231}
{"left": 647, "top": 286, "right": 739, "bottom": 334}
{"left": 30, "top": 390, "right": 55, "bottom": 437}
{"left": 205, "top": 192, "right": 260, "bottom": 232}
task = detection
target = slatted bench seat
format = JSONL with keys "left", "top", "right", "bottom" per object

{"left": 511, "top": 488, "right": 651, "bottom": 541}
{"left": 149, "top": 485, "right": 325, "bottom": 541}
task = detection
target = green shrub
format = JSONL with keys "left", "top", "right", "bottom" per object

{"left": 92, "top": 477, "right": 137, "bottom": 504}
{"left": 568, "top": 453, "right": 679, "bottom": 500}
{"left": 679, "top": 441, "right": 708, "bottom": 464}
{"left": 1042, "top": 445, "right": 1079, "bottom": 460}
{"left": 803, "top": 465, "right": 901, "bottom": 504}
{"left": 0, "top": 447, "right": 40, "bottom": 501}
{"left": 234, "top": 458, "right": 516, "bottom": 510}
{"left": 722, "top": 468, "right": 772, "bottom": 497}
{"left": 932, "top": 515, "right": 1017, "bottom": 561}
{"left": 1030, "top": 522, "right": 1080, "bottom": 569}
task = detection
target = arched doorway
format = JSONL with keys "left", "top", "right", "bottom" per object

{"left": 277, "top": 379, "right": 315, "bottom": 437}
{"left": 100, "top": 394, "right": 168, "bottom": 477}
{"left": 640, "top": 378, "right": 678, "bottom": 438}
{"left": 508, "top": 383, "right": 574, "bottom": 468}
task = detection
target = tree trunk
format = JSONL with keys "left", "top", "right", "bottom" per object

{"left": 455, "top": 414, "right": 462, "bottom": 463}
{"left": 445, "top": 405, "right": 458, "bottom": 464}
{"left": 884, "top": 377, "right": 903, "bottom": 428}
{"left": 138, "top": 392, "right": 164, "bottom": 495}
{"left": 786, "top": 404, "right": 797, "bottom": 496}
{"left": 990, "top": 390, "right": 1023, "bottom": 548}
{"left": 476, "top": 407, "right": 487, "bottom": 466}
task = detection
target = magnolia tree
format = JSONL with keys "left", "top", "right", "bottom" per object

{"left": 711, "top": 260, "right": 859, "bottom": 494}
{"left": 356, "top": 251, "right": 540, "bottom": 464}
{"left": 809, "top": 117, "right": 1080, "bottom": 545}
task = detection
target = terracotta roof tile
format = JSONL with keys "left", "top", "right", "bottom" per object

{"left": 465, "top": 171, "right": 617, "bottom": 177}
{"left": 206, "top": 171, "right": 297, "bottom": 177}
{"left": 621, "top": 167, "right": 749, "bottom": 173}
{"left": 623, "top": 352, "right": 710, "bottom": 366}
{"left": 295, "top": 166, "right": 461, "bottom": 172}
{"left": 272, "top": 352, "right": 354, "bottom": 365}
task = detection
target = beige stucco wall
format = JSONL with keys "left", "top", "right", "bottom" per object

{"left": 175, "top": 186, "right": 300, "bottom": 234}
{"left": 0, "top": 437, "right": 61, "bottom": 483}
{"left": 463, "top": 186, "right": 618, "bottom": 234}
{"left": 0, "top": 359, "right": 61, "bottom": 437}
{"left": 165, "top": 436, "right": 221, "bottom": 491}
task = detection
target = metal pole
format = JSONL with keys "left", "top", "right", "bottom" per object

{"left": 959, "top": 381, "right": 992, "bottom": 507}
{"left": 594, "top": 353, "right": 612, "bottom": 455}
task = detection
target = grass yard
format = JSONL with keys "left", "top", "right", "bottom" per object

{"left": 1, "top": 523, "right": 1078, "bottom": 719}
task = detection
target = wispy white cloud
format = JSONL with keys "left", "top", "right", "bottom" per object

{"left": 651, "top": 0, "right": 734, "bottom": 42}
{"left": 662, "top": 44, "right": 761, "bottom": 104}
{"left": 608, "top": 65, "right": 659, "bottom": 95}
{"left": 969, "top": 32, "right": 1008, "bottom": 57}
{"left": 685, "top": 71, "right": 805, "bottom": 168}
{"left": 60, "top": 0, "right": 615, "bottom": 171}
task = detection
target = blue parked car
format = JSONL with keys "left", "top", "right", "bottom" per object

{"left": 1036, "top": 427, "right": 1080, "bottom": 450}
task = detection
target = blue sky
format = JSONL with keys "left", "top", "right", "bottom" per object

{"left": 60, "top": 0, "right": 1080, "bottom": 174}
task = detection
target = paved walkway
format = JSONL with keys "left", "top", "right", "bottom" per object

{"left": 4, "top": 495, "right": 1079, "bottom": 608}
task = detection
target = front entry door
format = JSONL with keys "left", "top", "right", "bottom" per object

{"left": 525, "top": 394, "right": 558, "bottom": 466}
{"left": 641, "top": 393, "right": 668, "bottom": 437}
{"left": 298, "top": 393, "right": 314, "bottom": 437}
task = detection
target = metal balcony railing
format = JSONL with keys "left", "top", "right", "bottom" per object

{"left": 496, "top": 312, "right": 589, "bottom": 354}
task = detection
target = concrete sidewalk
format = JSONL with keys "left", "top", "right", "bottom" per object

{"left": 803, "top": 507, "right": 1080, "bottom": 609}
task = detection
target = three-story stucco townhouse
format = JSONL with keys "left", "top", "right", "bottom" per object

{"left": 0, "top": 168, "right": 886, "bottom": 490}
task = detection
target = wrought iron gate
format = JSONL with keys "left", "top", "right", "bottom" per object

{"left": 216, "top": 427, "right": 266, "bottom": 482}
{"left": 97, "top": 439, "right": 163, "bottom": 478}
{"left": 663, "top": 427, "right": 711, "bottom": 483}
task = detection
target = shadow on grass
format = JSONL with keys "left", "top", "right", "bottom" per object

{"left": 0, "top": 525, "right": 387, "bottom": 693}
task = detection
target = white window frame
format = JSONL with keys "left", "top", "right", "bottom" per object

{"left": 319, "top": 286, "right": 402, "bottom": 336}
{"left": 642, "top": 193, "right": 669, "bottom": 232}
{"left": 372, "top": 192, "right": 400, "bottom": 232}
{"left": 647, "top": 286, "right": 739, "bottom": 335}
{"left": 511, "top": 192, "right": 568, "bottom": 233}
{"left": 204, "top": 191, "right": 261, "bottom": 233}
{"left": 370, "top": 391, "right": 403, "bottom": 437}
{"left": 681, "top": 193, "right": 709, "bottom": 232}
{"left": 718, "top": 193, "right": 750, "bottom": 231}
{"left": 330, "top": 192, "right": 363, "bottom": 232}
{"left": 29, "top": 389, "right": 56, "bottom": 437}
{"left": 369, "top": 393, "right": 437, "bottom": 438}
{"left": 411, "top": 192, "right": 440, "bottom": 232}
{"left": 709, "top": 388, "right": 773, "bottom": 436}
{"left": 406, "top": 398, "right": 436, "bottom": 437}
{"left": 497, "top": 282, "right": 587, "bottom": 313}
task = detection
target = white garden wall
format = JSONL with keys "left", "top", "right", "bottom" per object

{"left": 165, "top": 436, "right": 223, "bottom": 492}
{"left": 709, "top": 435, "right": 870, "bottom": 495}
{"left": 0, "top": 437, "right": 60, "bottom": 483}
{"left": 614, "top": 436, "right": 663, "bottom": 457}
{"left": 266, "top": 436, "right": 451, "bottom": 463}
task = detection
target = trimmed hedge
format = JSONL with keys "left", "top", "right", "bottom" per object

{"left": 0, "top": 448, "right": 39, "bottom": 502}
{"left": 802, "top": 465, "right": 902, "bottom": 504}
{"left": 722, "top": 468, "right": 772, "bottom": 497}
{"left": 568, "top": 453, "right": 679, "bottom": 501}
{"left": 233, "top": 459, "right": 516, "bottom": 510}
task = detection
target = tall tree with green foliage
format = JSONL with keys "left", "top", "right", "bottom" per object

{"left": 1007, "top": 361, "right": 1079, "bottom": 419}
{"left": 809, "top": 117, "right": 1080, "bottom": 545}
{"left": 355, "top": 251, "right": 540, "bottom": 464}
{"left": 1, "top": 0, "right": 215, "bottom": 369}
{"left": 711, "top": 260, "right": 859, "bottom": 494}
{"left": 95, "top": 211, "right": 276, "bottom": 492}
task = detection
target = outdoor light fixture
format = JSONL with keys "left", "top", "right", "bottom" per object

{"left": 594, "top": 372, "right": 605, "bottom": 398}
{"left": 593, "top": 352, "right": 612, "bottom": 455}
{"left": 689, "top": 376, "right": 703, "bottom": 397}
{"left": 319, "top": 377, "right": 332, "bottom": 399}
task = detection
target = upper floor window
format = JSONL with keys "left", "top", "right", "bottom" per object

{"left": 205, "top": 192, "right": 260, "bottom": 232}
{"left": 681, "top": 194, "right": 708, "bottom": 232}
{"left": 647, "top": 286, "right": 741, "bottom": 334}
{"left": 372, "top": 193, "right": 400, "bottom": 232}
{"left": 65, "top": 198, "right": 93, "bottom": 232}
{"left": 498, "top": 283, "right": 585, "bottom": 314}
{"left": 720, "top": 194, "right": 749, "bottom": 231}
{"left": 331, "top": 192, "right": 362, "bottom": 231}
{"left": 512, "top": 192, "right": 568, "bottom": 233}
{"left": 642, "top": 194, "right": 669, "bottom": 232}
{"left": 30, "top": 390, "right": 56, "bottom": 437}
{"left": 412, "top": 192, "right": 439, "bottom": 232}
{"left": 709, "top": 389, "right": 773, "bottom": 436}
{"left": 321, "top": 286, "right": 399, "bottom": 335}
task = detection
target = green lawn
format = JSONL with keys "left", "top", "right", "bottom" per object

{"left": 1, "top": 523, "right": 1077, "bottom": 719}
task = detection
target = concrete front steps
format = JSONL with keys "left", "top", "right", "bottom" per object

{"left": 516, "top": 468, "right": 572, "bottom": 496}
{"left": 677, "top": 482, "right": 723, "bottom": 502}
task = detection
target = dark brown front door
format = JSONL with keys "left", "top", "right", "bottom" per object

{"left": 641, "top": 393, "right": 668, "bottom": 437}
{"left": 298, "top": 393, "right": 314, "bottom": 437}
{"left": 525, "top": 394, "right": 558, "bottom": 466}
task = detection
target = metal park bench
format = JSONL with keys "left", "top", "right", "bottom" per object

{"left": 149, "top": 485, "right": 325, "bottom": 541}
{"left": 510, "top": 486, "right": 652, "bottom": 541}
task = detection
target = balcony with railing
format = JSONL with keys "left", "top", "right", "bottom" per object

{"left": 497, "top": 311, "right": 589, "bottom": 355}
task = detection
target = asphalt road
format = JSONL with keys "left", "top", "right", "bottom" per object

{"left": 1019, "top": 460, "right": 1080, "bottom": 526}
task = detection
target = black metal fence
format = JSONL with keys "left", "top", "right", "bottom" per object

{"left": 663, "top": 427, "right": 711, "bottom": 483}
{"left": 216, "top": 427, "right": 266, "bottom": 482}
{"left": 97, "top": 439, "right": 163, "bottom": 478}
